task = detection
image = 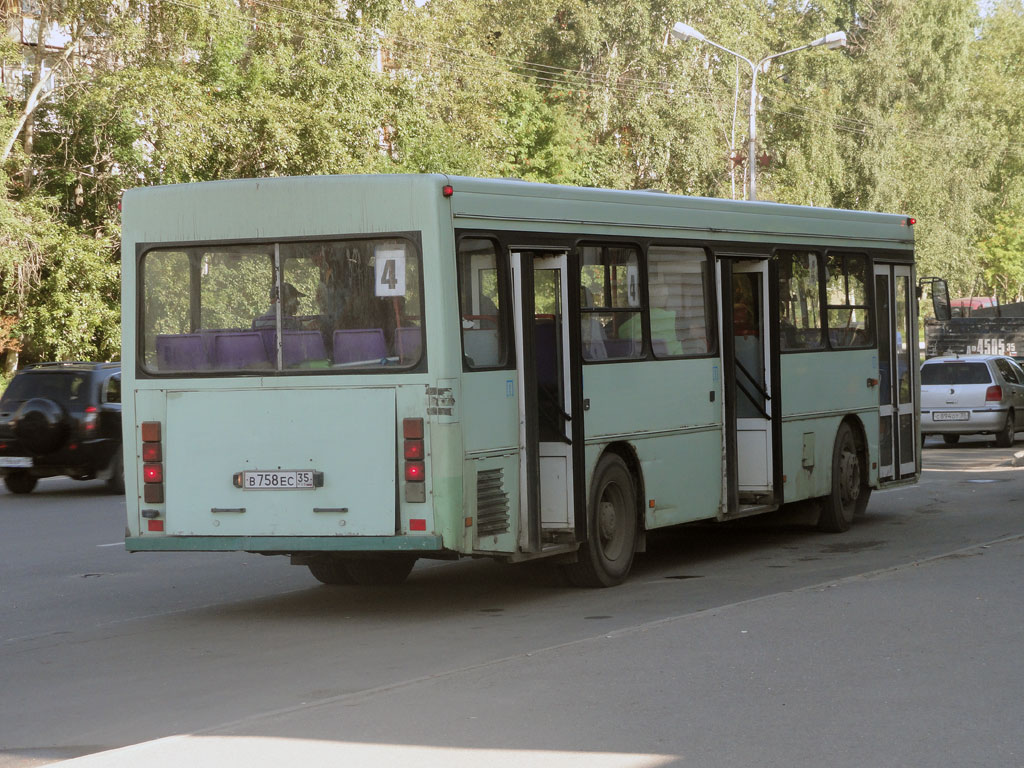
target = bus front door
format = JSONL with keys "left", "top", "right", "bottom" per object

{"left": 511, "top": 250, "right": 576, "bottom": 554}
{"left": 719, "top": 258, "right": 778, "bottom": 515}
{"left": 875, "top": 263, "right": 918, "bottom": 481}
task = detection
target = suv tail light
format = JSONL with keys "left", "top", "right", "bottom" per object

{"left": 82, "top": 405, "right": 98, "bottom": 434}
{"left": 985, "top": 385, "right": 1003, "bottom": 402}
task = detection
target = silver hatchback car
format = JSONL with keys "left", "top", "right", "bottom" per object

{"left": 921, "top": 355, "right": 1024, "bottom": 446}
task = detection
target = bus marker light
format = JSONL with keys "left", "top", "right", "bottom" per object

{"left": 144, "top": 463, "right": 163, "bottom": 483}
{"left": 649, "top": 499, "right": 655, "bottom": 508}
{"left": 142, "top": 443, "right": 162, "bottom": 462}
{"left": 141, "top": 422, "right": 162, "bottom": 442}
{"left": 410, "top": 518, "right": 427, "bottom": 531}
{"left": 404, "top": 439, "right": 424, "bottom": 460}
{"left": 405, "top": 461, "right": 425, "bottom": 482}
{"left": 147, "top": 519, "right": 165, "bottom": 532}
{"left": 465, "top": 517, "right": 473, "bottom": 528}
{"left": 403, "top": 418, "right": 424, "bottom": 439}
{"left": 442, "top": 185, "right": 454, "bottom": 198}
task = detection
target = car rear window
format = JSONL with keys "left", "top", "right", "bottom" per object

{"left": 921, "top": 362, "right": 992, "bottom": 386}
{"left": 0, "top": 372, "right": 88, "bottom": 405}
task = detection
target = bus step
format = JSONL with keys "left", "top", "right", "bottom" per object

{"left": 720, "top": 503, "right": 777, "bottom": 521}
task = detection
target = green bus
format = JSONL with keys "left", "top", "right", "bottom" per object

{"left": 121, "top": 175, "right": 919, "bottom": 587}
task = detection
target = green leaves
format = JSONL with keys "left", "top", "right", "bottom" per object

{"left": 2, "top": 0, "right": 1024, "bottom": 368}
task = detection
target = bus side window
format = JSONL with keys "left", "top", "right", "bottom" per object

{"left": 777, "top": 250, "right": 824, "bottom": 351}
{"left": 579, "top": 245, "right": 642, "bottom": 361}
{"left": 457, "top": 238, "right": 506, "bottom": 369}
{"left": 647, "top": 245, "right": 713, "bottom": 357}
{"left": 825, "top": 253, "right": 873, "bottom": 348}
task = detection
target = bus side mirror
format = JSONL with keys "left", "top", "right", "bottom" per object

{"left": 918, "top": 277, "right": 951, "bottom": 321}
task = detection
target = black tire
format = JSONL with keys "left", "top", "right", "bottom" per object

{"left": 13, "top": 398, "right": 70, "bottom": 454}
{"left": 818, "top": 422, "right": 871, "bottom": 533}
{"left": 562, "top": 453, "right": 638, "bottom": 588}
{"left": 942, "top": 434, "right": 961, "bottom": 446}
{"left": 343, "top": 557, "right": 417, "bottom": 585}
{"left": 307, "top": 559, "right": 355, "bottom": 585}
{"left": 106, "top": 449, "right": 125, "bottom": 494}
{"left": 4, "top": 471, "right": 38, "bottom": 494}
{"left": 995, "top": 411, "right": 1015, "bottom": 448}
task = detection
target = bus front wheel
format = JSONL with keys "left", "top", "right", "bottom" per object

{"left": 562, "top": 453, "right": 638, "bottom": 588}
{"left": 817, "top": 422, "right": 870, "bottom": 533}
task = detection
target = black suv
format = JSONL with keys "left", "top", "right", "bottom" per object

{"left": 0, "top": 362, "right": 122, "bottom": 494}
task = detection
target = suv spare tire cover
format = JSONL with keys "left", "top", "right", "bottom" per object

{"left": 13, "top": 398, "right": 71, "bottom": 455}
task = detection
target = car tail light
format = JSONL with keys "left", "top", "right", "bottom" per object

{"left": 82, "top": 405, "right": 98, "bottom": 433}
{"left": 986, "top": 385, "right": 1002, "bottom": 402}
{"left": 141, "top": 421, "right": 164, "bottom": 506}
{"left": 402, "top": 417, "right": 426, "bottom": 505}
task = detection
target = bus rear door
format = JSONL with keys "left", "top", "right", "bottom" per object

{"left": 511, "top": 250, "right": 577, "bottom": 554}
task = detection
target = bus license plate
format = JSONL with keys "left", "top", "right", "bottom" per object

{"left": 0, "top": 456, "right": 32, "bottom": 468}
{"left": 933, "top": 411, "right": 969, "bottom": 422}
{"left": 241, "top": 470, "right": 315, "bottom": 490}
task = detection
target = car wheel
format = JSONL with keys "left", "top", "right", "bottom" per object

{"left": 995, "top": 411, "right": 1015, "bottom": 448}
{"left": 561, "top": 453, "right": 639, "bottom": 588}
{"left": 4, "top": 471, "right": 38, "bottom": 494}
{"left": 818, "top": 422, "right": 870, "bottom": 532}
{"left": 942, "top": 434, "right": 961, "bottom": 446}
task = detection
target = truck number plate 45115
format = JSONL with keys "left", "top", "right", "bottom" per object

{"left": 242, "top": 470, "right": 315, "bottom": 490}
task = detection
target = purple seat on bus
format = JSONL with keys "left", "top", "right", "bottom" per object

{"left": 211, "top": 332, "right": 271, "bottom": 369}
{"left": 280, "top": 330, "right": 327, "bottom": 366}
{"left": 155, "top": 334, "right": 207, "bottom": 371}
{"left": 333, "top": 329, "right": 387, "bottom": 365}
{"left": 395, "top": 326, "right": 422, "bottom": 364}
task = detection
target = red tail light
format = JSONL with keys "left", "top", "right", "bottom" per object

{"left": 83, "top": 405, "right": 98, "bottom": 433}
{"left": 404, "top": 439, "right": 424, "bottom": 460}
{"left": 985, "top": 385, "right": 1002, "bottom": 402}
{"left": 405, "top": 461, "right": 425, "bottom": 482}
{"left": 141, "top": 422, "right": 165, "bottom": 507}
{"left": 403, "top": 418, "right": 423, "bottom": 439}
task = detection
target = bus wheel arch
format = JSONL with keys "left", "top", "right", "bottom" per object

{"left": 563, "top": 444, "right": 644, "bottom": 588}
{"left": 817, "top": 417, "right": 871, "bottom": 533}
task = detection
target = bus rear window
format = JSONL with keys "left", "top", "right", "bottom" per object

{"left": 141, "top": 238, "right": 422, "bottom": 375}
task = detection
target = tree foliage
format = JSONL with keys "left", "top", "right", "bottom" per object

{"left": 1, "top": 0, "right": 1023, "bottom": 367}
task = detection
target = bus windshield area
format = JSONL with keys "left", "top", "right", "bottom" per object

{"left": 141, "top": 238, "right": 422, "bottom": 374}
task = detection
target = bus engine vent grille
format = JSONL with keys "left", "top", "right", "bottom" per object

{"left": 476, "top": 468, "right": 509, "bottom": 536}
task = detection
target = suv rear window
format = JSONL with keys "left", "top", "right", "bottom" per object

{"left": 1, "top": 372, "right": 88, "bottom": 405}
{"left": 921, "top": 362, "right": 992, "bottom": 386}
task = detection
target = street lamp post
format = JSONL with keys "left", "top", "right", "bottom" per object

{"left": 671, "top": 22, "right": 847, "bottom": 201}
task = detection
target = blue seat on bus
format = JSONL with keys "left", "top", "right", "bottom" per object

{"left": 155, "top": 333, "right": 207, "bottom": 371}
{"left": 396, "top": 326, "right": 422, "bottom": 363}
{"left": 211, "top": 332, "right": 271, "bottom": 369}
{"left": 333, "top": 329, "right": 387, "bottom": 365}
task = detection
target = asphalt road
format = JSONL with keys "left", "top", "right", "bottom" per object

{"left": 1, "top": 435, "right": 1022, "bottom": 767}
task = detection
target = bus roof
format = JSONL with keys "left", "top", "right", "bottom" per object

{"left": 121, "top": 173, "right": 915, "bottom": 252}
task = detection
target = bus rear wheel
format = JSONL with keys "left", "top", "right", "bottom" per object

{"left": 818, "top": 422, "right": 870, "bottom": 533}
{"left": 562, "top": 453, "right": 638, "bottom": 588}
{"left": 344, "top": 557, "right": 417, "bottom": 586}
{"left": 307, "top": 559, "right": 354, "bottom": 585}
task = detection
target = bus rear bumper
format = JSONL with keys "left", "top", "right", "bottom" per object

{"left": 125, "top": 535, "right": 444, "bottom": 553}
